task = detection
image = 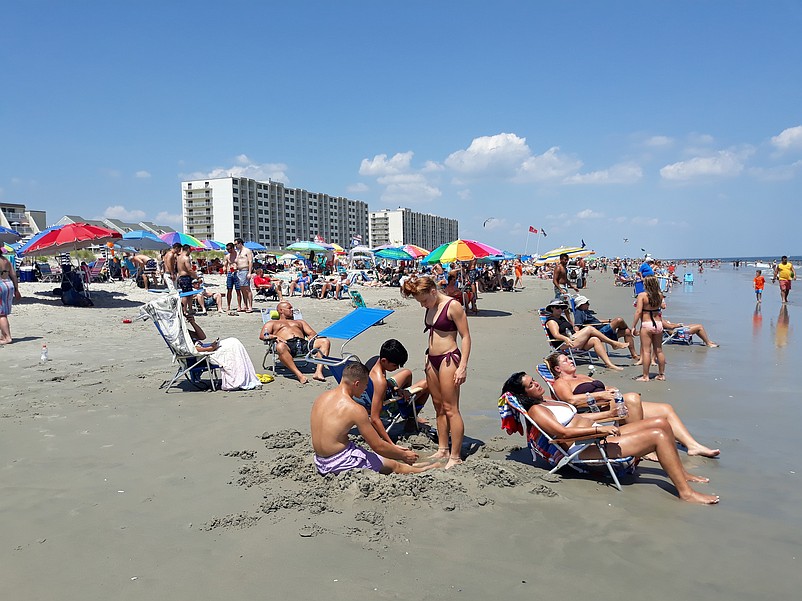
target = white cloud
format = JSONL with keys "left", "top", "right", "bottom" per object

{"left": 457, "top": 189, "right": 471, "bottom": 200}
{"left": 135, "top": 170, "right": 151, "bottom": 179}
{"left": 104, "top": 205, "right": 146, "bottom": 221}
{"left": 749, "top": 160, "right": 802, "bottom": 181}
{"left": 516, "top": 147, "right": 583, "bottom": 182}
{"left": 380, "top": 181, "right": 442, "bottom": 205}
{"left": 359, "top": 152, "right": 414, "bottom": 176}
{"left": 771, "top": 125, "right": 802, "bottom": 151}
{"left": 565, "top": 163, "right": 643, "bottom": 184}
{"left": 155, "top": 211, "right": 183, "bottom": 227}
{"left": 631, "top": 216, "right": 660, "bottom": 226}
{"left": 346, "top": 182, "right": 369, "bottom": 193}
{"left": 445, "top": 133, "right": 531, "bottom": 175}
{"left": 577, "top": 209, "right": 604, "bottom": 219}
{"left": 182, "top": 156, "right": 289, "bottom": 183}
{"left": 102, "top": 168, "right": 122, "bottom": 178}
{"left": 660, "top": 150, "right": 745, "bottom": 180}
{"left": 644, "top": 135, "right": 674, "bottom": 148}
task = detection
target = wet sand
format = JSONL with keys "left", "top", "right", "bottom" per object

{"left": 1, "top": 268, "right": 800, "bottom": 600}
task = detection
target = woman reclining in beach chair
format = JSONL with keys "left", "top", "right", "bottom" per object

{"left": 543, "top": 353, "right": 719, "bottom": 458}
{"left": 501, "top": 372, "right": 720, "bottom": 504}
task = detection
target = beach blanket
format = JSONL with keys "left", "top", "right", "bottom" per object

{"left": 211, "top": 338, "right": 261, "bottom": 391}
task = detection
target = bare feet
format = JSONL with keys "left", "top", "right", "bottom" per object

{"left": 685, "top": 472, "right": 710, "bottom": 483}
{"left": 634, "top": 375, "right": 650, "bottom": 382}
{"left": 445, "top": 457, "right": 463, "bottom": 470}
{"left": 679, "top": 490, "right": 720, "bottom": 504}
{"left": 687, "top": 445, "right": 721, "bottom": 458}
{"left": 707, "top": 343, "right": 720, "bottom": 348}
{"left": 297, "top": 375, "right": 309, "bottom": 385}
{"left": 606, "top": 364, "right": 624, "bottom": 371}
{"left": 613, "top": 341, "right": 629, "bottom": 350}
{"left": 655, "top": 374, "right": 666, "bottom": 381}
{"left": 642, "top": 452, "right": 659, "bottom": 462}
{"left": 312, "top": 374, "right": 327, "bottom": 382}
{"left": 422, "top": 449, "right": 449, "bottom": 463}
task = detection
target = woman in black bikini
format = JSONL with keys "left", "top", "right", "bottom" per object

{"left": 633, "top": 275, "right": 666, "bottom": 381}
{"left": 401, "top": 275, "right": 471, "bottom": 469}
{"left": 545, "top": 353, "right": 719, "bottom": 457}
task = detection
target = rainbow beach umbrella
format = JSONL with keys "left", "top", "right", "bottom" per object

{"left": 422, "top": 239, "right": 503, "bottom": 265}
{"left": 202, "top": 239, "right": 226, "bottom": 251}
{"left": 159, "top": 232, "right": 205, "bottom": 249}
{"left": 401, "top": 244, "right": 429, "bottom": 258}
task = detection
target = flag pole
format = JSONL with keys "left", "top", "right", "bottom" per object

{"left": 524, "top": 229, "right": 531, "bottom": 254}
{"left": 535, "top": 231, "right": 542, "bottom": 259}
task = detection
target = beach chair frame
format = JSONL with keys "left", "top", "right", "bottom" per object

{"left": 539, "top": 311, "right": 596, "bottom": 365}
{"left": 305, "top": 307, "right": 394, "bottom": 368}
{"left": 500, "top": 393, "right": 635, "bottom": 492}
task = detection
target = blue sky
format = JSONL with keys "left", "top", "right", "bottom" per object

{"left": 2, "top": 1, "right": 800, "bottom": 258}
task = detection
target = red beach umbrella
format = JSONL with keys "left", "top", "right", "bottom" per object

{"left": 20, "top": 223, "right": 122, "bottom": 256}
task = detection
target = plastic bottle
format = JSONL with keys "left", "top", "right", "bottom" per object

{"left": 613, "top": 389, "right": 626, "bottom": 417}
{"left": 585, "top": 392, "right": 600, "bottom": 413}
{"left": 40, "top": 343, "right": 49, "bottom": 363}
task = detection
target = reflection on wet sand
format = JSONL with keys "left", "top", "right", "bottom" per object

{"left": 773, "top": 305, "right": 790, "bottom": 348}
{"left": 752, "top": 303, "right": 762, "bottom": 338}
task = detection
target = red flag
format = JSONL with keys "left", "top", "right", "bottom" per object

{"left": 528, "top": 226, "right": 537, "bottom": 233}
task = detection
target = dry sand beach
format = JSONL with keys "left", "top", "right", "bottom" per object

{"left": 2, "top": 268, "right": 800, "bottom": 600}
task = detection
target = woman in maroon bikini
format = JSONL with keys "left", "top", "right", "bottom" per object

{"left": 402, "top": 275, "right": 471, "bottom": 469}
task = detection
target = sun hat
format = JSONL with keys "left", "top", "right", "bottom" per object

{"left": 573, "top": 295, "right": 590, "bottom": 306}
{"left": 546, "top": 298, "right": 569, "bottom": 309}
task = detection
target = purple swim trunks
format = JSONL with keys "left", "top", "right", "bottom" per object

{"left": 314, "top": 441, "right": 384, "bottom": 475}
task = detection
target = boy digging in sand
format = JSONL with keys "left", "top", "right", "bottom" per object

{"left": 311, "top": 362, "right": 439, "bottom": 475}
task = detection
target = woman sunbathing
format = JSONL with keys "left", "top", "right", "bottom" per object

{"left": 502, "top": 372, "right": 720, "bottom": 504}
{"left": 545, "top": 353, "right": 719, "bottom": 457}
{"left": 662, "top": 317, "right": 719, "bottom": 347}
{"left": 543, "top": 299, "right": 628, "bottom": 370}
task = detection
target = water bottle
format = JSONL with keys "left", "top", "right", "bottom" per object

{"left": 613, "top": 389, "right": 626, "bottom": 417}
{"left": 585, "top": 393, "right": 600, "bottom": 413}
{"left": 40, "top": 343, "right": 48, "bottom": 363}
{"left": 588, "top": 364, "right": 596, "bottom": 376}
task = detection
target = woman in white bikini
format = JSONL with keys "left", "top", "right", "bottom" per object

{"left": 633, "top": 276, "right": 666, "bottom": 381}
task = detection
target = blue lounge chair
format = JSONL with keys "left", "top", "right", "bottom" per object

{"left": 306, "top": 307, "right": 394, "bottom": 367}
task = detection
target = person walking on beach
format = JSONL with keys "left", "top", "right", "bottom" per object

{"left": 552, "top": 253, "right": 579, "bottom": 298}
{"left": 0, "top": 252, "right": 21, "bottom": 345}
{"left": 401, "top": 275, "right": 471, "bottom": 469}
{"left": 754, "top": 269, "right": 765, "bottom": 304}
{"left": 772, "top": 256, "right": 796, "bottom": 304}
{"left": 513, "top": 258, "right": 523, "bottom": 289}
{"left": 224, "top": 242, "right": 242, "bottom": 314}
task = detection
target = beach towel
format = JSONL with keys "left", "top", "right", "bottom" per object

{"left": 498, "top": 392, "right": 523, "bottom": 436}
{"left": 0, "top": 278, "right": 14, "bottom": 316}
{"left": 211, "top": 338, "right": 261, "bottom": 391}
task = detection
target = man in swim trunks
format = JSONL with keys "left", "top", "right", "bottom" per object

{"left": 552, "top": 253, "right": 579, "bottom": 298}
{"left": 162, "top": 242, "right": 183, "bottom": 291}
{"left": 234, "top": 238, "right": 254, "bottom": 312}
{"left": 176, "top": 244, "right": 196, "bottom": 315}
{"left": 772, "top": 255, "right": 796, "bottom": 304}
{"left": 258, "top": 301, "right": 331, "bottom": 384}
{"left": 364, "top": 339, "right": 430, "bottom": 442}
{"left": 571, "top": 295, "right": 639, "bottom": 360}
{"left": 310, "top": 361, "right": 438, "bottom": 476}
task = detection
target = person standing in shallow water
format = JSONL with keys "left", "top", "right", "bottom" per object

{"left": 401, "top": 275, "right": 471, "bottom": 469}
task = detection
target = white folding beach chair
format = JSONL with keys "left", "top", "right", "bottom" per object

{"left": 539, "top": 311, "right": 596, "bottom": 365}
{"left": 140, "top": 294, "right": 220, "bottom": 392}
{"left": 498, "top": 392, "right": 636, "bottom": 492}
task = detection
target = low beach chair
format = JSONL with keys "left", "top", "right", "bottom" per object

{"left": 535, "top": 362, "right": 559, "bottom": 400}
{"left": 326, "top": 357, "right": 425, "bottom": 436}
{"left": 498, "top": 392, "right": 635, "bottom": 491}
{"left": 306, "top": 307, "right": 394, "bottom": 368}
{"left": 349, "top": 289, "right": 367, "bottom": 308}
{"left": 260, "top": 307, "right": 310, "bottom": 373}
{"left": 663, "top": 322, "right": 694, "bottom": 345}
{"left": 539, "top": 311, "right": 596, "bottom": 365}
{"left": 140, "top": 294, "right": 221, "bottom": 392}
{"left": 36, "top": 262, "right": 60, "bottom": 283}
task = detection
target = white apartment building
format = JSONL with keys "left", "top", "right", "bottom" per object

{"left": 0, "top": 202, "right": 47, "bottom": 238}
{"left": 181, "top": 177, "right": 368, "bottom": 249}
{"left": 369, "top": 207, "right": 459, "bottom": 249}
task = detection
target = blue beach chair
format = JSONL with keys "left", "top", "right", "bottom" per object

{"left": 306, "top": 307, "right": 394, "bottom": 367}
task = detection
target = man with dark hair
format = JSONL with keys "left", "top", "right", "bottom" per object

{"left": 363, "top": 339, "right": 429, "bottom": 442}
{"left": 224, "top": 242, "right": 242, "bottom": 314}
{"left": 552, "top": 253, "right": 579, "bottom": 298}
{"left": 234, "top": 238, "right": 254, "bottom": 312}
{"left": 310, "top": 361, "right": 438, "bottom": 476}
{"left": 176, "top": 244, "right": 195, "bottom": 314}
{"left": 772, "top": 255, "right": 796, "bottom": 304}
{"left": 163, "top": 242, "right": 183, "bottom": 291}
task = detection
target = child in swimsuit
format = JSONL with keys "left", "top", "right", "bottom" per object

{"left": 401, "top": 275, "right": 471, "bottom": 469}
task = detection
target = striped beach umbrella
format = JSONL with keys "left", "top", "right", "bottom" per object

{"left": 202, "top": 239, "right": 226, "bottom": 251}
{"left": 535, "top": 246, "right": 595, "bottom": 265}
{"left": 159, "top": 232, "right": 205, "bottom": 249}
{"left": 422, "top": 239, "right": 503, "bottom": 265}
{"left": 401, "top": 244, "right": 429, "bottom": 258}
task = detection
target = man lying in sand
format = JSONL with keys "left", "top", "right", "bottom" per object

{"left": 310, "top": 362, "right": 439, "bottom": 475}
{"left": 258, "top": 301, "right": 330, "bottom": 384}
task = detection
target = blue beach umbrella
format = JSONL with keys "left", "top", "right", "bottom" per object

{"left": 202, "top": 239, "right": 226, "bottom": 251}
{"left": 244, "top": 241, "right": 267, "bottom": 251}
{"left": 13, "top": 225, "right": 64, "bottom": 256}
{"left": 287, "top": 241, "right": 327, "bottom": 253}
{"left": 375, "top": 247, "right": 415, "bottom": 261}
{"left": 122, "top": 230, "right": 170, "bottom": 251}
{"left": 0, "top": 225, "right": 22, "bottom": 244}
